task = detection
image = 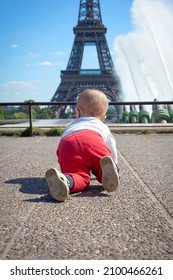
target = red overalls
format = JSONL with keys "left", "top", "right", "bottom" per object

{"left": 57, "top": 129, "right": 113, "bottom": 193}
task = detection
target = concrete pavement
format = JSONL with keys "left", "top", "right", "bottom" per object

{"left": 0, "top": 134, "right": 173, "bottom": 259}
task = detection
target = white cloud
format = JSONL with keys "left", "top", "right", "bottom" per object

{"left": 22, "top": 52, "right": 42, "bottom": 59}
{"left": 28, "top": 52, "right": 41, "bottom": 57}
{"left": 11, "top": 44, "right": 19, "bottom": 48}
{"left": 53, "top": 51, "right": 66, "bottom": 56}
{"left": 2, "top": 81, "right": 33, "bottom": 89}
{"left": 38, "top": 61, "right": 52, "bottom": 66}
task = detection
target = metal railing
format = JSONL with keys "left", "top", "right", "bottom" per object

{"left": 0, "top": 100, "right": 173, "bottom": 136}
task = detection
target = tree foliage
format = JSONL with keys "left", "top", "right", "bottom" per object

{"left": 0, "top": 101, "right": 51, "bottom": 119}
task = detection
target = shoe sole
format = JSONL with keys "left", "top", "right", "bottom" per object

{"left": 45, "top": 168, "right": 69, "bottom": 202}
{"left": 100, "top": 156, "right": 119, "bottom": 192}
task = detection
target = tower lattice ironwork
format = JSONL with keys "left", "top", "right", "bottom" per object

{"left": 51, "top": 0, "right": 121, "bottom": 117}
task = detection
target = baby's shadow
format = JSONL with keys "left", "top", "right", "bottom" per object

{"left": 5, "top": 177, "right": 109, "bottom": 203}
{"left": 72, "top": 184, "right": 109, "bottom": 198}
{"left": 5, "top": 177, "right": 52, "bottom": 203}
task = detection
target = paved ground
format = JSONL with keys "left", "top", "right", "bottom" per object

{"left": 0, "top": 134, "right": 173, "bottom": 260}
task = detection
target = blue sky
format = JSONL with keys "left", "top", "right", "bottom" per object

{"left": 0, "top": 0, "right": 133, "bottom": 102}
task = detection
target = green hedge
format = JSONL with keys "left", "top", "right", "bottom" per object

{"left": 0, "top": 127, "right": 64, "bottom": 137}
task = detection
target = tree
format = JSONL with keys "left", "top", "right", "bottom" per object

{"left": 12, "top": 112, "right": 28, "bottom": 119}
{"left": 38, "top": 107, "right": 51, "bottom": 119}
{"left": 0, "top": 107, "right": 8, "bottom": 119}
{"left": 18, "top": 100, "right": 41, "bottom": 119}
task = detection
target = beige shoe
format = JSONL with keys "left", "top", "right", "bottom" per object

{"left": 45, "top": 168, "right": 69, "bottom": 202}
{"left": 100, "top": 156, "right": 119, "bottom": 192}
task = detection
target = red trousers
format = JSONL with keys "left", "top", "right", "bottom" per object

{"left": 57, "top": 130, "right": 112, "bottom": 193}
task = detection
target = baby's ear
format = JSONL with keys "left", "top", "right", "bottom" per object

{"left": 76, "top": 108, "right": 81, "bottom": 118}
{"left": 100, "top": 115, "right": 106, "bottom": 122}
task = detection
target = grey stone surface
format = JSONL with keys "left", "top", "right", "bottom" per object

{"left": 0, "top": 135, "right": 173, "bottom": 260}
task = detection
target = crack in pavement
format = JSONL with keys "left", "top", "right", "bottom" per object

{"left": 118, "top": 150, "right": 173, "bottom": 228}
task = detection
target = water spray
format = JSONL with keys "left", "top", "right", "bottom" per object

{"left": 133, "top": 0, "right": 173, "bottom": 99}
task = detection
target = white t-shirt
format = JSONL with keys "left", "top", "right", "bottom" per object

{"left": 61, "top": 117, "right": 118, "bottom": 165}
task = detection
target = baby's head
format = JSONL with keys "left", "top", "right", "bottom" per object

{"left": 76, "top": 89, "right": 108, "bottom": 121}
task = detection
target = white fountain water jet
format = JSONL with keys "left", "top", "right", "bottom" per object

{"left": 114, "top": 0, "right": 173, "bottom": 102}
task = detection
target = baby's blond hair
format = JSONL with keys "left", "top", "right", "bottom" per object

{"left": 77, "top": 89, "right": 108, "bottom": 118}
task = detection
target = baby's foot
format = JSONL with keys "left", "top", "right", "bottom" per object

{"left": 100, "top": 156, "right": 119, "bottom": 192}
{"left": 45, "top": 168, "right": 69, "bottom": 202}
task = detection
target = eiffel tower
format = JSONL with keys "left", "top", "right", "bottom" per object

{"left": 51, "top": 0, "right": 121, "bottom": 118}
